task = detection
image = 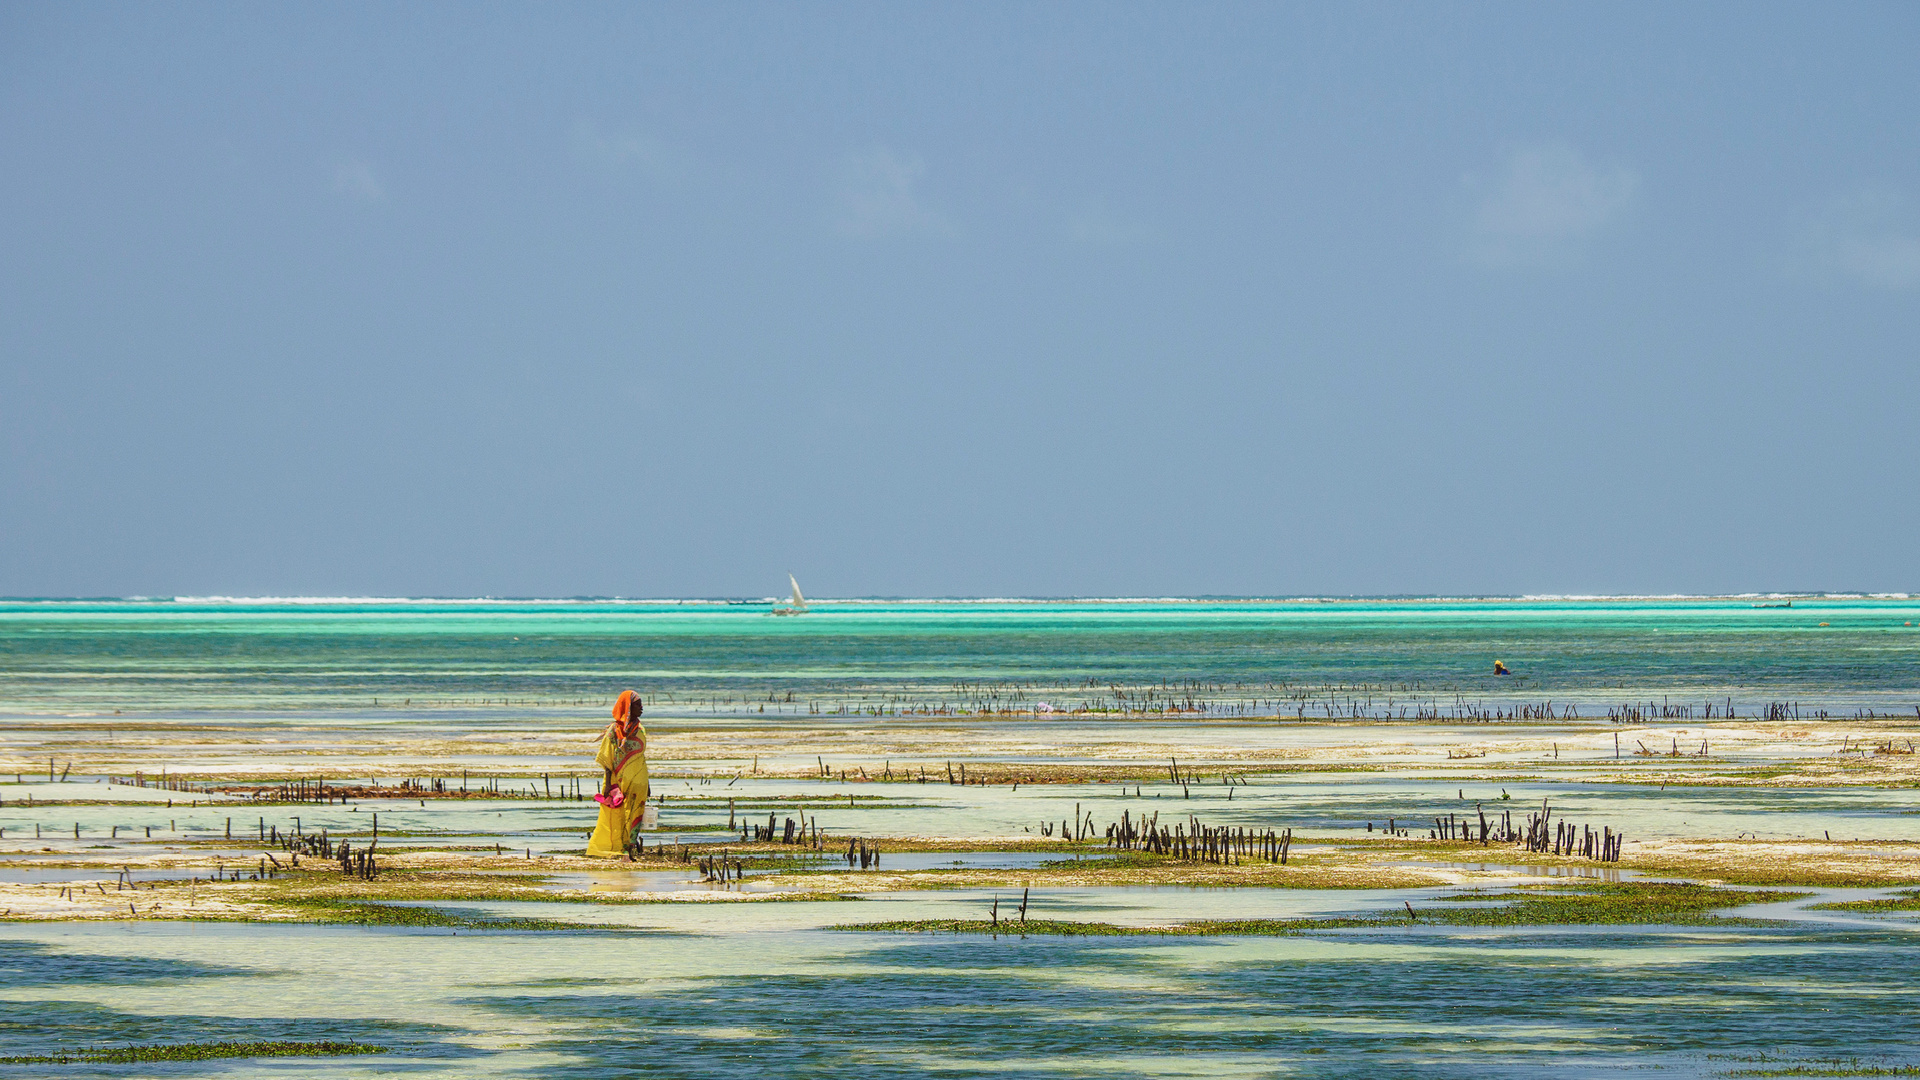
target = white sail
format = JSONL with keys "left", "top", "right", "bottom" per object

{"left": 770, "top": 574, "right": 809, "bottom": 614}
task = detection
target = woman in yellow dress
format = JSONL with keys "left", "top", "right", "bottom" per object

{"left": 587, "top": 690, "right": 650, "bottom": 859}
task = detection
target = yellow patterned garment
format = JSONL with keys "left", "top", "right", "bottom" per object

{"left": 586, "top": 719, "right": 650, "bottom": 858}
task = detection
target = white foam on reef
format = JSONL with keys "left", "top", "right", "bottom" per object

{"left": 165, "top": 596, "right": 742, "bottom": 605}
{"left": 153, "top": 593, "right": 1920, "bottom": 605}
{"left": 4, "top": 593, "right": 1914, "bottom": 607}
{"left": 1521, "top": 593, "right": 1915, "bottom": 602}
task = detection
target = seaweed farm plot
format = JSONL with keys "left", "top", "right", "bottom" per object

{"left": 4, "top": 891, "right": 1920, "bottom": 1079}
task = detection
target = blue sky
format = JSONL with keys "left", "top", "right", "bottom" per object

{"left": 2, "top": 3, "right": 1916, "bottom": 597}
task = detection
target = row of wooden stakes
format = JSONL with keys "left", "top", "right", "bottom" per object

{"left": 1106, "top": 809, "right": 1294, "bottom": 865}
{"left": 232, "top": 773, "right": 589, "bottom": 803}
{"left": 1430, "top": 804, "right": 1623, "bottom": 863}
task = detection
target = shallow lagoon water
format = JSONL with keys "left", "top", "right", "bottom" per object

{"left": 0, "top": 868, "right": 201, "bottom": 884}
{"left": 5, "top": 894, "right": 1920, "bottom": 1078}
{"left": 5, "top": 600, "right": 1919, "bottom": 1075}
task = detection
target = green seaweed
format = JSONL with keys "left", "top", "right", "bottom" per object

{"left": 1722, "top": 1065, "right": 1920, "bottom": 1077}
{"left": 1809, "top": 890, "right": 1920, "bottom": 913}
{"left": 0, "top": 1040, "right": 385, "bottom": 1064}
{"left": 1418, "top": 882, "right": 1805, "bottom": 926}
{"left": 835, "top": 917, "right": 1376, "bottom": 936}
{"left": 273, "top": 898, "right": 615, "bottom": 930}
{"left": 838, "top": 882, "right": 1806, "bottom": 936}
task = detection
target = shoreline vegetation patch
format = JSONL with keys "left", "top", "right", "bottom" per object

{"left": 837, "top": 882, "right": 1807, "bottom": 936}
{"left": 1809, "top": 889, "right": 1920, "bottom": 914}
{"left": 0, "top": 1040, "right": 386, "bottom": 1064}
{"left": 275, "top": 898, "right": 619, "bottom": 931}
{"left": 1722, "top": 1064, "right": 1920, "bottom": 1078}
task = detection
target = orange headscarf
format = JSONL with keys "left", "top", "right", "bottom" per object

{"left": 610, "top": 690, "right": 643, "bottom": 743}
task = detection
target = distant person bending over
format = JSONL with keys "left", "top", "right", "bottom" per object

{"left": 588, "top": 690, "right": 651, "bottom": 860}
{"left": 1493, "top": 660, "right": 1512, "bottom": 676}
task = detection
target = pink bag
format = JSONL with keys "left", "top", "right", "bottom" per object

{"left": 594, "top": 785, "right": 624, "bottom": 808}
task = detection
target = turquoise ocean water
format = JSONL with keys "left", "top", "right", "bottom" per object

{"left": 2, "top": 596, "right": 1917, "bottom": 717}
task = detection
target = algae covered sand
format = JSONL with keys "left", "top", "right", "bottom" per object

{"left": 0, "top": 1040, "right": 385, "bottom": 1065}
{"left": 838, "top": 881, "right": 1815, "bottom": 935}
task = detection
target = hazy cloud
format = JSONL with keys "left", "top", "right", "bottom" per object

{"left": 1798, "top": 187, "right": 1920, "bottom": 290}
{"left": 332, "top": 160, "right": 384, "bottom": 201}
{"left": 1464, "top": 143, "right": 1637, "bottom": 266}
{"left": 834, "top": 148, "right": 954, "bottom": 238}
{"left": 572, "top": 120, "right": 678, "bottom": 179}
{"left": 1067, "top": 201, "right": 1156, "bottom": 245}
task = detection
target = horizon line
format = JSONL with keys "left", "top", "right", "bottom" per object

{"left": 1, "top": 592, "right": 1914, "bottom": 605}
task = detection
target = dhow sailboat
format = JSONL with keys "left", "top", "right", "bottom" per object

{"left": 771, "top": 574, "right": 809, "bottom": 615}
